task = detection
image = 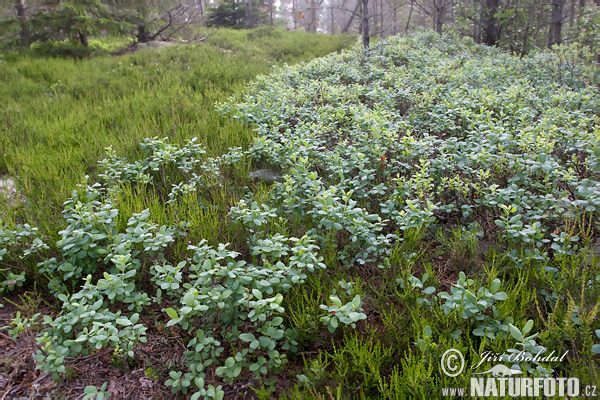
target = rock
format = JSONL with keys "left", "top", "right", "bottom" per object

{"left": 0, "top": 177, "right": 15, "bottom": 196}
{"left": 137, "top": 41, "right": 176, "bottom": 50}
{"left": 249, "top": 169, "right": 282, "bottom": 183}
{"left": 0, "top": 177, "right": 18, "bottom": 206}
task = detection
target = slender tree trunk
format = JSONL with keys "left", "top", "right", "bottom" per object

{"left": 473, "top": 0, "right": 482, "bottom": 43}
{"left": 576, "top": 0, "right": 586, "bottom": 34}
{"left": 521, "top": 3, "right": 531, "bottom": 54}
{"left": 433, "top": 0, "right": 443, "bottom": 34}
{"left": 373, "top": 0, "right": 378, "bottom": 35}
{"left": 568, "top": 0, "right": 576, "bottom": 28}
{"left": 362, "top": 0, "right": 369, "bottom": 47}
{"left": 246, "top": 0, "right": 255, "bottom": 28}
{"left": 292, "top": 0, "right": 298, "bottom": 29}
{"left": 269, "top": 0, "right": 273, "bottom": 25}
{"left": 330, "top": 0, "right": 335, "bottom": 33}
{"left": 380, "top": 0, "right": 384, "bottom": 36}
{"left": 78, "top": 30, "right": 88, "bottom": 47}
{"left": 137, "top": 24, "right": 151, "bottom": 42}
{"left": 482, "top": 0, "right": 500, "bottom": 45}
{"left": 309, "top": 0, "right": 317, "bottom": 31}
{"left": 15, "top": 0, "right": 29, "bottom": 45}
{"left": 548, "top": 0, "right": 566, "bottom": 46}
{"left": 405, "top": 0, "right": 413, "bottom": 32}
{"left": 342, "top": 0, "right": 361, "bottom": 33}
{"left": 392, "top": 1, "right": 397, "bottom": 35}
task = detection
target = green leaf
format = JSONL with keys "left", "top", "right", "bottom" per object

{"left": 166, "top": 308, "right": 179, "bottom": 320}
{"left": 351, "top": 295, "right": 361, "bottom": 309}
{"left": 330, "top": 296, "right": 342, "bottom": 307}
{"left": 508, "top": 324, "right": 523, "bottom": 342}
{"left": 465, "top": 290, "right": 477, "bottom": 304}
{"left": 84, "top": 386, "right": 98, "bottom": 394}
{"left": 509, "top": 214, "right": 522, "bottom": 224}
{"left": 252, "top": 289, "right": 262, "bottom": 300}
{"left": 492, "top": 292, "right": 508, "bottom": 301}
{"left": 349, "top": 312, "right": 364, "bottom": 322}
{"left": 423, "top": 286, "right": 436, "bottom": 295}
{"left": 239, "top": 333, "right": 255, "bottom": 342}
{"left": 259, "top": 336, "right": 270, "bottom": 347}
{"left": 183, "top": 292, "right": 195, "bottom": 306}
{"left": 249, "top": 363, "right": 260, "bottom": 372}
{"left": 490, "top": 279, "right": 501, "bottom": 294}
{"left": 115, "top": 317, "right": 132, "bottom": 326}
{"left": 522, "top": 319, "right": 534, "bottom": 335}
{"left": 194, "top": 377, "right": 204, "bottom": 388}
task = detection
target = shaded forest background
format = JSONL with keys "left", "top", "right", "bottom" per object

{"left": 0, "top": 0, "right": 598, "bottom": 56}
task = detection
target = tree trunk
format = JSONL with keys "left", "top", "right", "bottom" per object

{"left": 269, "top": 0, "right": 273, "bottom": 25}
{"left": 15, "top": 0, "right": 29, "bottom": 45}
{"left": 392, "top": 1, "right": 397, "bottom": 35}
{"left": 78, "top": 30, "right": 88, "bottom": 47}
{"left": 473, "top": 0, "right": 482, "bottom": 43}
{"left": 342, "top": 0, "right": 361, "bottom": 33}
{"left": 405, "top": 0, "right": 413, "bottom": 32}
{"left": 362, "top": 0, "right": 369, "bottom": 47}
{"left": 373, "top": 0, "right": 378, "bottom": 35}
{"left": 548, "top": 0, "right": 566, "bottom": 46}
{"left": 309, "top": 0, "right": 317, "bottom": 31}
{"left": 246, "top": 0, "right": 255, "bottom": 28}
{"left": 330, "top": 0, "right": 335, "bottom": 33}
{"left": 379, "top": 0, "right": 384, "bottom": 36}
{"left": 576, "top": 0, "right": 586, "bottom": 33}
{"left": 568, "top": 0, "right": 576, "bottom": 28}
{"left": 482, "top": 0, "right": 500, "bottom": 46}
{"left": 292, "top": 0, "right": 298, "bottom": 29}
{"left": 137, "top": 24, "right": 151, "bottom": 42}
{"left": 433, "top": 0, "right": 443, "bottom": 34}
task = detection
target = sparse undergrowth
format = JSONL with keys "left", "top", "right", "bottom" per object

{"left": 1, "top": 31, "right": 600, "bottom": 398}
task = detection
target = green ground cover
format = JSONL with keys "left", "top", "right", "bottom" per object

{"left": 1, "top": 30, "right": 599, "bottom": 399}
{"left": 0, "top": 28, "right": 350, "bottom": 236}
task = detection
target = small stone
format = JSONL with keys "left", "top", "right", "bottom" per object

{"left": 0, "top": 177, "right": 19, "bottom": 205}
{"left": 0, "top": 178, "right": 15, "bottom": 195}
{"left": 249, "top": 169, "right": 282, "bottom": 183}
{"left": 137, "top": 41, "right": 176, "bottom": 50}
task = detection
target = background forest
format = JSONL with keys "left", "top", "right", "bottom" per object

{"left": 1, "top": 0, "right": 599, "bottom": 56}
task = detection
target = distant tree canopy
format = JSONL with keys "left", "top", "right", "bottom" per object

{"left": 23, "top": 0, "right": 133, "bottom": 46}
{"left": 0, "top": 0, "right": 200, "bottom": 51}
{"left": 206, "top": 0, "right": 265, "bottom": 28}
